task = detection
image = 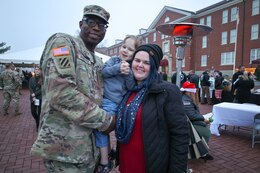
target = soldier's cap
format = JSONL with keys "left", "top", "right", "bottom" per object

{"left": 83, "top": 5, "right": 110, "bottom": 24}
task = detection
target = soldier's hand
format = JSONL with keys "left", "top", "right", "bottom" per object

{"left": 103, "top": 116, "right": 116, "bottom": 135}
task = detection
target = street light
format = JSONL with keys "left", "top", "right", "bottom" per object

{"left": 156, "top": 22, "right": 213, "bottom": 87}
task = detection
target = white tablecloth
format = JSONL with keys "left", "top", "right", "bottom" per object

{"left": 210, "top": 102, "right": 260, "bottom": 136}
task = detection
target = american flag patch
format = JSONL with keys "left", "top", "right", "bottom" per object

{"left": 53, "top": 47, "right": 70, "bottom": 57}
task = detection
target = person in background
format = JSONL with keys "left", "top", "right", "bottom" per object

{"left": 29, "top": 66, "right": 42, "bottom": 132}
{"left": 200, "top": 69, "right": 212, "bottom": 105}
{"left": 233, "top": 71, "right": 254, "bottom": 103}
{"left": 171, "top": 70, "right": 187, "bottom": 87}
{"left": 162, "top": 71, "right": 168, "bottom": 81}
{"left": 187, "top": 70, "right": 200, "bottom": 106}
{"left": 213, "top": 71, "right": 224, "bottom": 104}
{"left": 94, "top": 35, "right": 142, "bottom": 173}
{"left": 221, "top": 80, "right": 233, "bottom": 102}
{"left": 180, "top": 81, "right": 214, "bottom": 162}
{"left": 231, "top": 65, "right": 245, "bottom": 95}
{"left": 116, "top": 44, "right": 189, "bottom": 173}
{"left": 0, "top": 63, "right": 22, "bottom": 116}
{"left": 30, "top": 5, "right": 115, "bottom": 172}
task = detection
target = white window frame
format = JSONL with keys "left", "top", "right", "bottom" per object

{"left": 201, "top": 55, "right": 207, "bottom": 67}
{"left": 250, "top": 48, "right": 260, "bottom": 63}
{"left": 161, "top": 34, "right": 165, "bottom": 40}
{"left": 251, "top": 24, "right": 259, "bottom": 40}
{"left": 231, "top": 7, "right": 238, "bottom": 22}
{"left": 252, "top": 0, "right": 260, "bottom": 16}
{"left": 221, "top": 52, "right": 235, "bottom": 65}
{"left": 114, "top": 48, "right": 117, "bottom": 54}
{"left": 153, "top": 33, "right": 156, "bottom": 42}
{"left": 145, "top": 37, "right": 148, "bottom": 43}
{"left": 206, "top": 16, "right": 211, "bottom": 27}
{"left": 164, "top": 16, "right": 170, "bottom": 23}
{"left": 162, "top": 40, "right": 170, "bottom": 53}
{"left": 221, "top": 31, "right": 228, "bottom": 45}
{"left": 200, "top": 18, "right": 205, "bottom": 25}
{"left": 230, "top": 29, "right": 237, "bottom": 44}
{"left": 202, "top": 36, "right": 207, "bottom": 48}
{"left": 109, "top": 49, "right": 113, "bottom": 55}
{"left": 222, "top": 10, "right": 228, "bottom": 24}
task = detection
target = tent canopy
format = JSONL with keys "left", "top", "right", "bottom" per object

{"left": 0, "top": 46, "right": 110, "bottom": 65}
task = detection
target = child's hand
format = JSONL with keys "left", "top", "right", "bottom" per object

{"left": 120, "top": 61, "right": 130, "bottom": 75}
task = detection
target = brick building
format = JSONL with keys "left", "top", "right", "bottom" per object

{"left": 104, "top": 0, "right": 260, "bottom": 77}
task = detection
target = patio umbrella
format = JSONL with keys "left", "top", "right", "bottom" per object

{"left": 252, "top": 58, "right": 260, "bottom": 64}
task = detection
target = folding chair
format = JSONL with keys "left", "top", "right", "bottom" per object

{"left": 252, "top": 113, "right": 260, "bottom": 148}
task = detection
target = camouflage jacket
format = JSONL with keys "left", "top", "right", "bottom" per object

{"left": 0, "top": 69, "right": 21, "bottom": 90}
{"left": 31, "top": 33, "right": 113, "bottom": 164}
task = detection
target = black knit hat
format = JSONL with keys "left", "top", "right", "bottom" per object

{"left": 133, "top": 44, "right": 163, "bottom": 69}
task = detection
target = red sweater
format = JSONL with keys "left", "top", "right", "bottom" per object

{"left": 119, "top": 92, "right": 146, "bottom": 173}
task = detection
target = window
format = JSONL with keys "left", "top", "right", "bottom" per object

{"left": 250, "top": 48, "right": 260, "bottom": 63}
{"left": 231, "top": 7, "right": 238, "bottom": 22}
{"left": 230, "top": 29, "right": 237, "bottom": 43}
{"left": 145, "top": 37, "right": 148, "bottom": 43}
{"left": 221, "top": 52, "right": 234, "bottom": 65}
{"left": 201, "top": 55, "right": 207, "bottom": 67}
{"left": 109, "top": 49, "right": 113, "bottom": 55}
{"left": 252, "top": 0, "right": 260, "bottom": 16}
{"left": 200, "top": 18, "right": 205, "bottom": 25}
{"left": 164, "top": 16, "right": 170, "bottom": 23}
{"left": 221, "top": 31, "right": 228, "bottom": 45}
{"left": 251, "top": 24, "right": 259, "bottom": 40}
{"left": 163, "top": 41, "right": 170, "bottom": 53}
{"left": 222, "top": 10, "right": 228, "bottom": 24}
{"left": 153, "top": 33, "right": 156, "bottom": 42}
{"left": 202, "top": 36, "right": 207, "bottom": 48}
{"left": 114, "top": 48, "right": 117, "bottom": 54}
{"left": 161, "top": 34, "right": 165, "bottom": 39}
{"left": 206, "top": 16, "right": 211, "bottom": 27}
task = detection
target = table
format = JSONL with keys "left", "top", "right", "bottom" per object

{"left": 210, "top": 102, "right": 260, "bottom": 136}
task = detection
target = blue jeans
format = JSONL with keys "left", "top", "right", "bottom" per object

{"left": 94, "top": 98, "right": 118, "bottom": 147}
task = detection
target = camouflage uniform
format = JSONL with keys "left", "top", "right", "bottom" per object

{"left": 0, "top": 67, "right": 21, "bottom": 115}
{"left": 30, "top": 32, "right": 113, "bottom": 172}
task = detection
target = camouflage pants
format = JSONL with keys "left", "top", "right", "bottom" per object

{"left": 3, "top": 89, "right": 20, "bottom": 113}
{"left": 43, "top": 160, "right": 96, "bottom": 173}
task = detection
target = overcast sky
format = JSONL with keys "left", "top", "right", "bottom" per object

{"left": 1, "top": 0, "right": 221, "bottom": 52}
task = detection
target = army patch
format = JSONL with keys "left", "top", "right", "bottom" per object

{"left": 53, "top": 47, "right": 70, "bottom": 57}
{"left": 58, "top": 57, "right": 71, "bottom": 68}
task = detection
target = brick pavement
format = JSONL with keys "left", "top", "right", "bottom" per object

{"left": 0, "top": 89, "right": 260, "bottom": 173}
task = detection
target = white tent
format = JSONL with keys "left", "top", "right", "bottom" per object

{"left": 0, "top": 46, "right": 110, "bottom": 65}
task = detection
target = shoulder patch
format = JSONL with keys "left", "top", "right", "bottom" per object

{"left": 53, "top": 47, "right": 70, "bottom": 57}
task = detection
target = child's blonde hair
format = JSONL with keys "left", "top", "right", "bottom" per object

{"left": 123, "top": 35, "right": 143, "bottom": 49}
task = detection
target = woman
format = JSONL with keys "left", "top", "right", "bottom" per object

{"left": 233, "top": 71, "right": 254, "bottom": 103}
{"left": 29, "top": 66, "right": 42, "bottom": 131}
{"left": 116, "top": 44, "right": 189, "bottom": 173}
{"left": 180, "top": 81, "right": 213, "bottom": 161}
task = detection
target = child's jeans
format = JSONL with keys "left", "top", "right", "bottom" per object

{"left": 94, "top": 98, "right": 118, "bottom": 147}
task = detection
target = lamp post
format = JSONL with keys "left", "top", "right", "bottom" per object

{"left": 156, "top": 22, "right": 213, "bottom": 87}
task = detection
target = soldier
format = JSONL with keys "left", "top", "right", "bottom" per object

{"left": 0, "top": 63, "right": 22, "bottom": 116}
{"left": 30, "top": 5, "right": 116, "bottom": 173}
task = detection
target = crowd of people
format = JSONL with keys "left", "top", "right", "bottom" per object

{"left": 0, "top": 4, "right": 258, "bottom": 173}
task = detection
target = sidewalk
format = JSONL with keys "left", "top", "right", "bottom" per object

{"left": 0, "top": 89, "right": 259, "bottom": 173}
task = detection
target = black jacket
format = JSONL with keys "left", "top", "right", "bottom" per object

{"left": 141, "top": 80, "right": 189, "bottom": 173}
{"left": 182, "top": 94, "right": 206, "bottom": 127}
